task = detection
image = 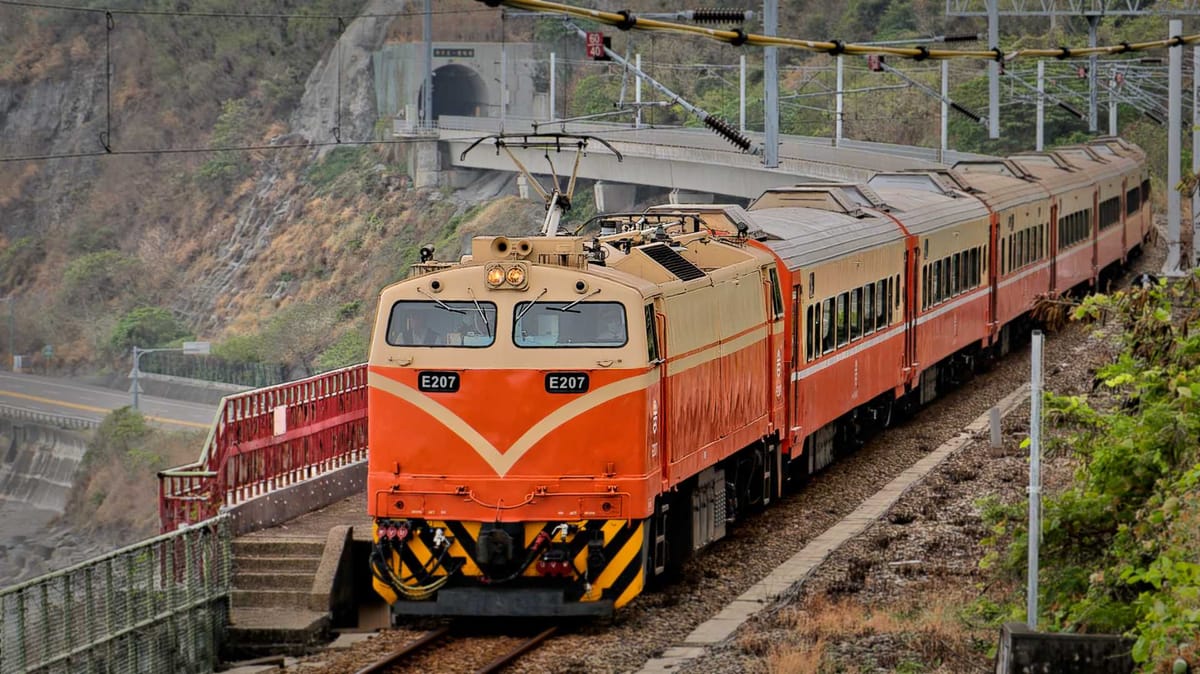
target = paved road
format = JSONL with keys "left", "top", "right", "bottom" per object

{"left": 0, "top": 371, "right": 216, "bottom": 430}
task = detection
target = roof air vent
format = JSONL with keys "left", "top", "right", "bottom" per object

{"left": 640, "top": 243, "right": 707, "bottom": 281}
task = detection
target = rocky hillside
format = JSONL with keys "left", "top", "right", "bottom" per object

{"left": 0, "top": 0, "right": 550, "bottom": 378}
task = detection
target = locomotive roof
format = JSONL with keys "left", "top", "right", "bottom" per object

{"left": 748, "top": 207, "right": 904, "bottom": 269}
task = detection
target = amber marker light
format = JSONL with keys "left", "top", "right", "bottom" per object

{"left": 486, "top": 266, "right": 505, "bottom": 287}
{"left": 506, "top": 266, "right": 526, "bottom": 286}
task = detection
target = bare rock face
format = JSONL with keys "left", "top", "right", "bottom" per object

{"left": 0, "top": 61, "right": 105, "bottom": 241}
{"left": 288, "top": 0, "right": 404, "bottom": 151}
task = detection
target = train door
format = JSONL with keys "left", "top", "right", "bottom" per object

{"left": 987, "top": 211, "right": 999, "bottom": 337}
{"left": 766, "top": 268, "right": 785, "bottom": 427}
{"left": 789, "top": 283, "right": 801, "bottom": 450}
{"left": 649, "top": 301, "right": 668, "bottom": 483}
{"left": 1120, "top": 177, "right": 1128, "bottom": 260}
{"left": 1049, "top": 200, "right": 1059, "bottom": 294}
{"left": 1091, "top": 189, "right": 1100, "bottom": 284}
{"left": 903, "top": 244, "right": 919, "bottom": 378}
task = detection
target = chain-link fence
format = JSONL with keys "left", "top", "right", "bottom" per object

{"left": 140, "top": 351, "right": 287, "bottom": 388}
{"left": 0, "top": 517, "right": 231, "bottom": 674}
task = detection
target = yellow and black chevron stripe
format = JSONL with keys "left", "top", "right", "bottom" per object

{"left": 372, "top": 518, "right": 648, "bottom": 610}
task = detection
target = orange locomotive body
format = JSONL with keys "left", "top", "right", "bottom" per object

{"left": 368, "top": 229, "right": 784, "bottom": 616}
{"left": 368, "top": 138, "right": 1150, "bottom": 618}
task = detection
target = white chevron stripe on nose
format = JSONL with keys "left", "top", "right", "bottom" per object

{"left": 369, "top": 370, "right": 657, "bottom": 476}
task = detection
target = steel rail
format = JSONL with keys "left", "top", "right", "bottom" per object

{"left": 353, "top": 627, "right": 452, "bottom": 674}
{"left": 473, "top": 627, "right": 558, "bottom": 674}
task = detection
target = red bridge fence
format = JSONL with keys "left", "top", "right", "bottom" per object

{"left": 158, "top": 364, "right": 368, "bottom": 532}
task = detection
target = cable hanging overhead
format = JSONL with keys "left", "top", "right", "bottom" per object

{"left": 476, "top": 0, "right": 1200, "bottom": 62}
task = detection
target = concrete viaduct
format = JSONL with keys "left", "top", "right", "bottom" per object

{"left": 373, "top": 40, "right": 990, "bottom": 209}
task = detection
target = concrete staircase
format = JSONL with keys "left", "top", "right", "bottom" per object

{"left": 226, "top": 538, "right": 332, "bottom": 658}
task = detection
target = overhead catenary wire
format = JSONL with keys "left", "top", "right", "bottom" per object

{"left": 477, "top": 0, "right": 1200, "bottom": 62}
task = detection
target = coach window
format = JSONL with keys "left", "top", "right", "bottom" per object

{"left": 805, "top": 305, "right": 816, "bottom": 361}
{"left": 892, "top": 275, "right": 902, "bottom": 319}
{"left": 835, "top": 293, "right": 849, "bottom": 347}
{"left": 883, "top": 275, "right": 892, "bottom": 323}
{"left": 941, "top": 259, "right": 951, "bottom": 302}
{"left": 921, "top": 265, "right": 929, "bottom": 310}
{"left": 953, "top": 253, "right": 963, "bottom": 295}
{"left": 1126, "top": 187, "right": 1139, "bottom": 216}
{"left": 875, "top": 280, "right": 887, "bottom": 327}
{"left": 849, "top": 288, "right": 862, "bottom": 341}
{"left": 821, "top": 298, "right": 835, "bottom": 354}
{"left": 932, "top": 260, "right": 941, "bottom": 303}
{"left": 863, "top": 284, "right": 875, "bottom": 335}
{"left": 999, "top": 238, "right": 1006, "bottom": 275}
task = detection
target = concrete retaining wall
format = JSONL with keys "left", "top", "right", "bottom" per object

{"left": 76, "top": 371, "right": 250, "bottom": 407}
{"left": 0, "top": 417, "right": 89, "bottom": 513}
{"left": 995, "top": 622, "right": 1134, "bottom": 674}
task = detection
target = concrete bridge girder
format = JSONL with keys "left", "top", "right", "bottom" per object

{"left": 594, "top": 181, "right": 638, "bottom": 212}
{"left": 669, "top": 189, "right": 714, "bottom": 205}
{"left": 442, "top": 139, "right": 859, "bottom": 200}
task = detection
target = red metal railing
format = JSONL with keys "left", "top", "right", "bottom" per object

{"left": 158, "top": 364, "right": 369, "bottom": 531}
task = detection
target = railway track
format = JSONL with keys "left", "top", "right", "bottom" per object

{"left": 353, "top": 626, "right": 557, "bottom": 674}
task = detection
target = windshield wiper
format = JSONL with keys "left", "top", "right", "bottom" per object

{"left": 417, "top": 288, "right": 464, "bottom": 314}
{"left": 467, "top": 288, "right": 491, "bottom": 337}
{"left": 514, "top": 288, "right": 548, "bottom": 325}
{"left": 550, "top": 288, "right": 601, "bottom": 313}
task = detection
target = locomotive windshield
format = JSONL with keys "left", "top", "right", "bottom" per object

{"left": 386, "top": 300, "right": 497, "bottom": 347}
{"left": 513, "top": 301, "right": 628, "bottom": 347}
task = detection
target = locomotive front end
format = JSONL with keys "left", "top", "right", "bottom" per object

{"left": 367, "top": 236, "right": 660, "bottom": 617}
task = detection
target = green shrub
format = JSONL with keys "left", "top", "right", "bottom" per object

{"left": 305, "top": 146, "right": 367, "bottom": 191}
{"left": 0, "top": 236, "right": 45, "bottom": 291}
{"left": 197, "top": 98, "right": 254, "bottom": 186}
{"left": 110, "top": 306, "right": 191, "bottom": 351}
{"left": 86, "top": 406, "right": 150, "bottom": 466}
{"left": 983, "top": 273, "right": 1200, "bottom": 672}
{"left": 60, "top": 250, "right": 143, "bottom": 306}
{"left": 315, "top": 329, "right": 369, "bottom": 372}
